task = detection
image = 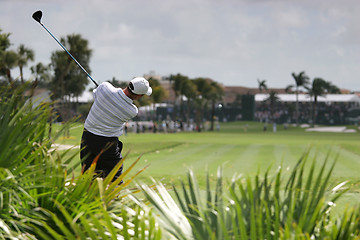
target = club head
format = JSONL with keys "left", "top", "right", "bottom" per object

{"left": 32, "top": 10, "right": 42, "bottom": 23}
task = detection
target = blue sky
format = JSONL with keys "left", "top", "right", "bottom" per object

{"left": 1, "top": 0, "right": 360, "bottom": 91}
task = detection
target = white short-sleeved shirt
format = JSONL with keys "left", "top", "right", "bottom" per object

{"left": 84, "top": 82, "right": 138, "bottom": 137}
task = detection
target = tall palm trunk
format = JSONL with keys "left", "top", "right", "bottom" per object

{"left": 295, "top": 87, "right": 299, "bottom": 126}
{"left": 186, "top": 100, "right": 191, "bottom": 126}
{"left": 172, "top": 95, "right": 178, "bottom": 121}
{"left": 29, "top": 78, "right": 38, "bottom": 105}
{"left": 6, "top": 69, "right": 12, "bottom": 84}
{"left": 312, "top": 97, "right": 318, "bottom": 127}
{"left": 180, "top": 95, "right": 184, "bottom": 121}
{"left": 19, "top": 65, "right": 24, "bottom": 84}
{"left": 196, "top": 108, "right": 201, "bottom": 132}
{"left": 210, "top": 99, "right": 215, "bottom": 131}
{"left": 195, "top": 99, "right": 203, "bottom": 132}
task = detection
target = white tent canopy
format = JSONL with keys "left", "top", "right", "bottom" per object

{"left": 255, "top": 94, "right": 360, "bottom": 104}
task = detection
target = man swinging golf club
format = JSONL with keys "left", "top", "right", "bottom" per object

{"left": 32, "top": 10, "right": 152, "bottom": 182}
{"left": 81, "top": 77, "right": 152, "bottom": 182}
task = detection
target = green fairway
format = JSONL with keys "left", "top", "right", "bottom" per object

{"left": 133, "top": 127, "right": 359, "bottom": 233}
{"left": 55, "top": 121, "right": 360, "bottom": 200}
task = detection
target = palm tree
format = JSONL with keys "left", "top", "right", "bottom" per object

{"left": 170, "top": 73, "right": 189, "bottom": 120}
{"left": 257, "top": 79, "right": 268, "bottom": 93}
{"left": 264, "top": 90, "right": 279, "bottom": 122}
{"left": 306, "top": 78, "right": 328, "bottom": 127}
{"left": 0, "top": 29, "right": 10, "bottom": 68}
{"left": 0, "top": 50, "right": 18, "bottom": 85}
{"left": 50, "top": 34, "right": 92, "bottom": 123}
{"left": 0, "top": 28, "right": 11, "bottom": 51}
{"left": 324, "top": 81, "right": 341, "bottom": 94}
{"left": 148, "top": 77, "right": 168, "bottom": 120}
{"left": 108, "top": 76, "right": 127, "bottom": 88}
{"left": 193, "top": 78, "right": 212, "bottom": 132}
{"left": 0, "top": 28, "right": 14, "bottom": 84}
{"left": 290, "top": 71, "right": 309, "bottom": 126}
{"left": 285, "top": 85, "right": 294, "bottom": 93}
{"left": 17, "top": 44, "right": 34, "bottom": 84}
{"left": 207, "top": 81, "right": 224, "bottom": 131}
{"left": 182, "top": 79, "right": 197, "bottom": 125}
{"left": 30, "top": 62, "right": 50, "bottom": 99}
{"left": 30, "top": 62, "right": 50, "bottom": 86}
{"left": 50, "top": 34, "right": 92, "bottom": 101}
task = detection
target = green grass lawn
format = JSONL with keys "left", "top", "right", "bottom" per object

{"left": 54, "top": 121, "right": 360, "bottom": 208}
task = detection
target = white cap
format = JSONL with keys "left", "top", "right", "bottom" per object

{"left": 129, "top": 77, "right": 152, "bottom": 96}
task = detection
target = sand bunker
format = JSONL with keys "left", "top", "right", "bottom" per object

{"left": 306, "top": 126, "right": 356, "bottom": 133}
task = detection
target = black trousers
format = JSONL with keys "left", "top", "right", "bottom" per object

{"left": 80, "top": 129, "right": 123, "bottom": 182}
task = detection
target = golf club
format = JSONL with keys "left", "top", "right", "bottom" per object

{"left": 32, "top": 10, "right": 98, "bottom": 87}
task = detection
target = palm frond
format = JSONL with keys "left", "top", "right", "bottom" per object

{"left": 137, "top": 149, "right": 354, "bottom": 239}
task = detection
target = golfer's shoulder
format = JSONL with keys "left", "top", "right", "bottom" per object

{"left": 97, "top": 82, "right": 121, "bottom": 96}
{"left": 100, "top": 81, "right": 115, "bottom": 91}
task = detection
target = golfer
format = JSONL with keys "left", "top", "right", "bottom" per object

{"left": 80, "top": 77, "right": 152, "bottom": 182}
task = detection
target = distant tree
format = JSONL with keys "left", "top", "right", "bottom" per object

{"left": 50, "top": 34, "right": 92, "bottom": 101}
{"left": 17, "top": 44, "right": 34, "bottom": 84}
{"left": 257, "top": 79, "right": 268, "bottom": 93}
{"left": 287, "top": 71, "right": 310, "bottom": 126}
{"left": 147, "top": 77, "right": 168, "bottom": 120}
{"left": 324, "top": 81, "right": 341, "bottom": 94}
{"left": 49, "top": 34, "right": 92, "bottom": 123}
{"left": 207, "top": 81, "right": 224, "bottom": 131}
{"left": 285, "top": 85, "right": 294, "bottom": 93}
{"left": 193, "top": 78, "right": 213, "bottom": 131}
{"left": 148, "top": 78, "right": 168, "bottom": 104}
{"left": 108, "top": 77, "right": 127, "bottom": 88}
{"left": 171, "top": 73, "right": 188, "bottom": 98}
{"left": 182, "top": 78, "right": 197, "bottom": 125}
{"left": 306, "top": 78, "right": 328, "bottom": 127}
{"left": 0, "top": 50, "right": 18, "bottom": 84}
{"left": 0, "top": 28, "right": 11, "bottom": 51}
{"left": 30, "top": 62, "right": 50, "bottom": 90}
{"left": 135, "top": 94, "right": 152, "bottom": 107}
{"left": 0, "top": 29, "right": 15, "bottom": 85}
{"left": 27, "top": 62, "right": 50, "bottom": 103}
{"left": 169, "top": 73, "right": 189, "bottom": 120}
{"left": 264, "top": 90, "right": 279, "bottom": 122}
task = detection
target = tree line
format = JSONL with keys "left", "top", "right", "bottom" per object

{"left": 1, "top": 26, "right": 343, "bottom": 128}
{"left": 108, "top": 73, "right": 224, "bottom": 132}
{"left": 1, "top": 28, "right": 90, "bottom": 100}
{"left": 0, "top": 27, "right": 224, "bottom": 131}
{"left": 257, "top": 71, "right": 341, "bottom": 127}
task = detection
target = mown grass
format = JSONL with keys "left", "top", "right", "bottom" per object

{"left": 54, "top": 121, "right": 360, "bottom": 210}
{"left": 4, "top": 84, "right": 359, "bottom": 239}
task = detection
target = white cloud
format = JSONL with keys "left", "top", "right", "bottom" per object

{"left": 272, "top": 8, "right": 308, "bottom": 29}
{"left": 1, "top": 0, "right": 360, "bottom": 90}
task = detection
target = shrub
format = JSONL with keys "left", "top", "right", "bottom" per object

{"left": 1, "top": 85, "right": 359, "bottom": 239}
{"left": 136, "top": 151, "right": 360, "bottom": 239}
{"left": 0, "top": 85, "right": 161, "bottom": 239}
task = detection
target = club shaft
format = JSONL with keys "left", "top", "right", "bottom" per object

{"left": 40, "top": 23, "right": 98, "bottom": 87}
